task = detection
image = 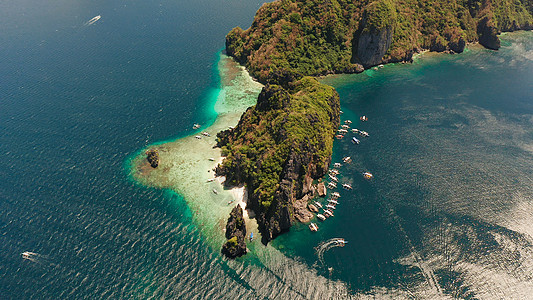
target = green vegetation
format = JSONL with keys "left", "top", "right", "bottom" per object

{"left": 226, "top": 0, "right": 532, "bottom": 82}
{"left": 220, "top": 0, "right": 531, "bottom": 241}
{"left": 217, "top": 77, "right": 339, "bottom": 213}
{"left": 227, "top": 237, "right": 238, "bottom": 247}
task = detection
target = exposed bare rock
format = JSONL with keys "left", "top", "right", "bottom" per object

{"left": 293, "top": 198, "right": 314, "bottom": 223}
{"left": 308, "top": 204, "right": 319, "bottom": 213}
{"left": 317, "top": 182, "right": 326, "bottom": 197}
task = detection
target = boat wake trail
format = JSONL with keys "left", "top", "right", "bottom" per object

{"left": 21, "top": 251, "right": 55, "bottom": 266}
{"left": 315, "top": 238, "right": 348, "bottom": 265}
{"left": 84, "top": 15, "right": 101, "bottom": 26}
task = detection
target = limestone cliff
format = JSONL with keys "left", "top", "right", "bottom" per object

{"left": 216, "top": 78, "right": 340, "bottom": 243}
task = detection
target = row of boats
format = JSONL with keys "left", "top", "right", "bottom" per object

{"left": 309, "top": 117, "right": 373, "bottom": 232}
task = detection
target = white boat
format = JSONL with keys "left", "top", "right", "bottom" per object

{"left": 207, "top": 178, "right": 215, "bottom": 182}
{"left": 84, "top": 15, "right": 101, "bottom": 26}
{"left": 336, "top": 134, "right": 344, "bottom": 139}
{"left": 208, "top": 158, "right": 215, "bottom": 161}
{"left": 326, "top": 204, "right": 336, "bottom": 210}
{"left": 342, "top": 183, "right": 352, "bottom": 190}
{"left": 193, "top": 123, "right": 201, "bottom": 129}
{"left": 228, "top": 126, "right": 235, "bottom": 129}
{"left": 202, "top": 132, "right": 210, "bottom": 137}
{"left": 316, "top": 214, "right": 326, "bottom": 221}
{"left": 341, "top": 124, "right": 350, "bottom": 129}
{"left": 338, "top": 129, "right": 348, "bottom": 134}
{"left": 314, "top": 201, "right": 323, "bottom": 209}
{"left": 352, "top": 128, "right": 360, "bottom": 133}
{"left": 309, "top": 223, "right": 319, "bottom": 232}
{"left": 331, "top": 192, "right": 341, "bottom": 199}
{"left": 195, "top": 135, "right": 202, "bottom": 139}
{"left": 329, "top": 174, "right": 338, "bottom": 182}
{"left": 324, "top": 209, "right": 334, "bottom": 217}
{"left": 344, "top": 120, "right": 352, "bottom": 124}
{"left": 328, "top": 199, "right": 338, "bottom": 205}
{"left": 363, "top": 172, "right": 374, "bottom": 179}
{"left": 342, "top": 156, "right": 351, "bottom": 163}
{"left": 333, "top": 162, "right": 342, "bottom": 168}
{"left": 360, "top": 116, "right": 368, "bottom": 122}
{"left": 327, "top": 182, "right": 337, "bottom": 189}
{"left": 352, "top": 137, "right": 360, "bottom": 144}
{"left": 329, "top": 169, "right": 339, "bottom": 175}
{"left": 359, "top": 131, "right": 369, "bottom": 137}
{"left": 334, "top": 238, "right": 348, "bottom": 245}
{"left": 212, "top": 189, "right": 218, "bottom": 194}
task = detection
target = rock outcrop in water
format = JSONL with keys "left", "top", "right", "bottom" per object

{"left": 221, "top": 206, "right": 247, "bottom": 258}
{"left": 146, "top": 149, "right": 159, "bottom": 168}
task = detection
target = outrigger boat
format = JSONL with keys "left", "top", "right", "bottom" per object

{"left": 329, "top": 174, "right": 338, "bottom": 182}
{"left": 333, "top": 162, "right": 342, "bottom": 168}
{"left": 352, "top": 137, "right": 360, "bottom": 144}
{"left": 363, "top": 172, "right": 374, "bottom": 179}
{"left": 327, "top": 182, "right": 337, "bottom": 189}
{"left": 331, "top": 192, "right": 341, "bottom": 199}
{"left": 342, "top": 183, "right": 353, "bottom": 190}
{"left": 360, "top": 115, "right": 368, "bottom": 121}
{"left": 342, "top": 156, "right": 351, "bottom": 163}
{"left": 328, "top": 199, "right": 339, "bottom": 205}
{"left": 326, "top": 204, "right": 336, "bottom": 210}
{"left": 352, "top": 128, "right": 360, "bottom": 133}
{"left": 344, "top": 120, "right": 352, "bottom": 124}
{"left": 314, "top": 201, "right": 323, "bottom": 209}
{"left": 359, "top": 131, "right": 369, "bottom": 137}
{"left": 316, "top": 214, "right": 326, "bottom": 221}
{"left": 309, "top": 223, "right": 319, "bottom": 232}
{"left": 323, "top": 209, "right": 334, "bottom": 217}
{"left": 329, "top": 169, "right": 339, "bottom": 175}
{"left": 193, "top": 123, "right": 201, "bottom": 129}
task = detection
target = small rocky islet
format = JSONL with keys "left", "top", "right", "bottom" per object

{"left": 217, "top": 0, "right": 532, "bottom": 258}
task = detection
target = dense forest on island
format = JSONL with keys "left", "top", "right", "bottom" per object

{"left": 218, "top": 0, "right": 532, "bottom": 253}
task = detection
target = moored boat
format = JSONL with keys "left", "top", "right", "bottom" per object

{"left": 328, "top": 199, "right": 338, "bottom": 205}
{"left": 342, "top": 183, "right": 352, "bottom": 190}
{"left": 352, "top": 137, "right": 360, "bottom": 144}
{"left": 363, "top": 172, "right": 373, "bottom": 179}
{"left": 309, "top": 223, "right": 319, "bottom": 232}
{"left": 316, "top": 214, "right": 326, "bottom": 221}
{"left": 327, "top": 182, "right": 337, "bottom": 189}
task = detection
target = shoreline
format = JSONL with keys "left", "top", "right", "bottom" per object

{"left": 129, "top": 53, "right": 263, "bottom": 246}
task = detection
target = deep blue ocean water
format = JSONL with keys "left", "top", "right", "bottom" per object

{"left": 1, "top": 0, "right": 532, "bottom": 298}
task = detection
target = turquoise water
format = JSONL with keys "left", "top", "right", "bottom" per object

{"left": 1, "top": 0, "right": 532, "bottom": 298}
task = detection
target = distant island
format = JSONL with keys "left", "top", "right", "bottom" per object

{"left": 218, "top": 0, "right": 532, "bottom": 257}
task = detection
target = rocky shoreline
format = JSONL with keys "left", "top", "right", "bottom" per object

{"left": 218, "top": 0, "right": 532, "bottom": 257}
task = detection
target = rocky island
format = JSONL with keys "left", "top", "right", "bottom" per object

{"left": 219, "top": 0, "right": 532, "bottom": 256}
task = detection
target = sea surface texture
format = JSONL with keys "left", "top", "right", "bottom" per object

{"left": 1, "top": 0, "right": 532, "bottom": 298}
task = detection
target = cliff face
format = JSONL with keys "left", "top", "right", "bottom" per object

{"left": 226, "top": 0, "right": 533, "bottom": 80}
{"left": 217, "top": 77, "right": 340, "bottom": 243}
{"left": 352, "top": 0, "right": 395, "bottom": 68}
